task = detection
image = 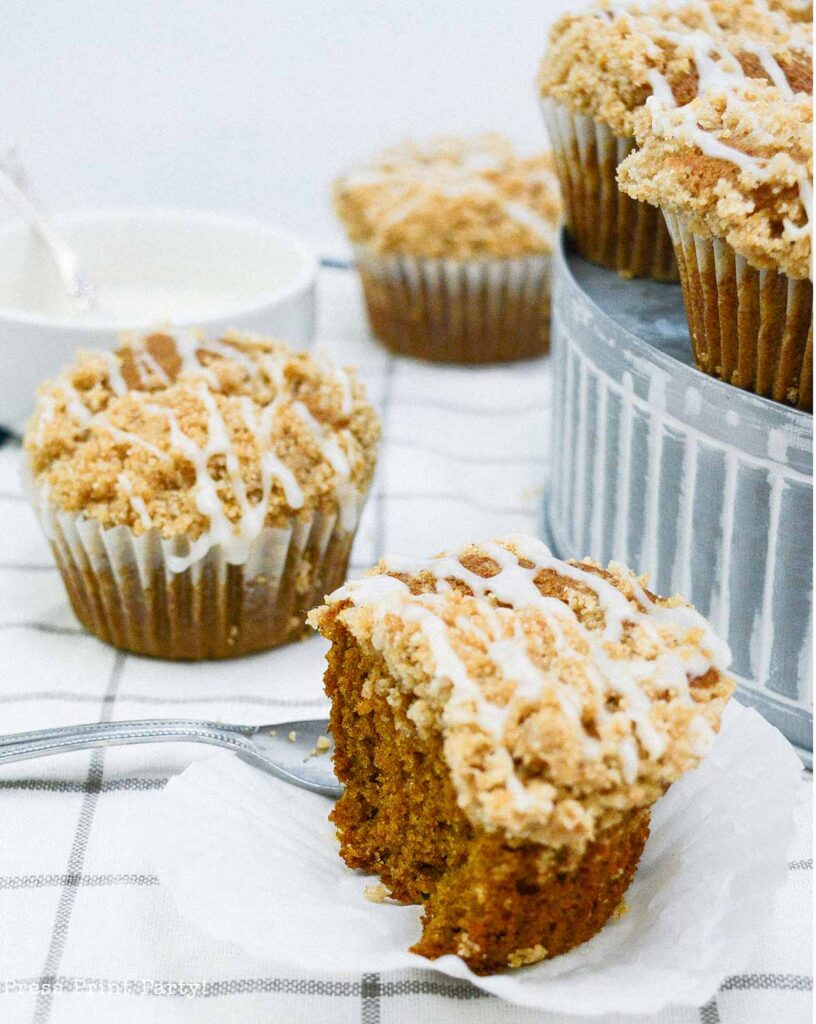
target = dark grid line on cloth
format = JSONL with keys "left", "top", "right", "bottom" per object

{"left": 0, "top": 873, "right": 159, "bottom": 890}
{"left": 2, "top": 972, "right": 810, "bottom": 1002}
{"left": 362, "top": 353, "right": 395, "bottom": 1024}
{"left": 1, "top": 974, "right": 486, "bottom": 999}
{"left": 0, "top": 776, "right": 168, "bottom": 793}
{"left": 31, "top": 651, "right": 125, "bottom": 1024}
{"left": 699, "top": 996, "right": 721, "bottom": 1023}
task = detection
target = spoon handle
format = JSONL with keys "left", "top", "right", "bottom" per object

{"left": 0, "top": 149, "right": 97, "bottom": 313}
{"left": 0, "top": 719, "right": 256, "bottom": 766}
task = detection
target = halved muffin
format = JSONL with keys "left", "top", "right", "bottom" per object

{"left": 309, "top": 535, "right": 733, "bottom": 974}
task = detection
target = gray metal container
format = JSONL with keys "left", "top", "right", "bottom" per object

{"left": 546, "top": 235, "right": 813, "bottom": 757}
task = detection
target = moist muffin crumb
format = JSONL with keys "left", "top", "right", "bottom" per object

{"left": 309, "top": 535, "right": 733, "bottom": 974}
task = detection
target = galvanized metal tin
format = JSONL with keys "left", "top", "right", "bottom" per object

{"left": 546, "top": 235, "right": 813, "bottom": 756}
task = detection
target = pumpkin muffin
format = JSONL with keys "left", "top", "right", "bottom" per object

{"left": 309, "top": 534, "right": 733, "bottom": 975}
{"left": 538, "top": 0, "right": 811, "bottom": 280}
{"left": 24, "top": 331, "right": 380, "bottom": 659}
{"left": 619, "top": 81, "right": 812, "bottom": 409}
{"left": 334, "top": 134, "right": 561, "bottom": 363}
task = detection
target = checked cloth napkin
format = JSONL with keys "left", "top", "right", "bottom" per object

{"left": 0, "top": 262, "right": 811, "bottom": 1024}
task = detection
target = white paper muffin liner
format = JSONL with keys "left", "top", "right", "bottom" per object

{"left": 352, "top": 244, "right": 553, "bottom": 363}
{"left": 146, "top": 701, "right": 802, "bottom": 1014}
{"left": 665, "top": 210, "right": 813, "bottom": 411}
{"left": 32, "top": 488, "right": 366, "bottom": 660}
{"left": 541, "top": 97, "right": 678, "bottom": 281}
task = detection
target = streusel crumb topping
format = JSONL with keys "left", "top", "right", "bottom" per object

{"left": 619, "top": 81, "right": 812, "bottom": 278}
{"left": 25, "top": 331, "right": 380, "bottom": 544}
{"left": 539, "top": 0, "right": 811, "bottom": 138}
{"left": 309, "top": 535, "right": 733, "bottom": 855}
{"left": 334, "top": 134, "right": 561, "bottom": 259}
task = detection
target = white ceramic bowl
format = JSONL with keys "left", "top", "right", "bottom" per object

{"left": 0, "top": 209, "right": 318, "bottom": 430}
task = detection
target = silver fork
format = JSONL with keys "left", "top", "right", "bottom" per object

{"left": 0, "top": 718, "right": 341, "bottom": 798}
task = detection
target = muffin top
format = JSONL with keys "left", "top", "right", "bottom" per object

{"left": 309, "top": 535, "right": 733, "bottom": 856}
{"left": 538, "top": 0, "right": 812, "bottom": 138}
{"left": 618, "top": 81, "right": 812, "bottom": 279}
{"left": 25, "top": 332, "right": 380, "bottom": 567}
{"left": 333, "top": 134, "right": 561, "bottom": 260}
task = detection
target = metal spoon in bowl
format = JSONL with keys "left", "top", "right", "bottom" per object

{"left": 0, "top": 718, "right": 341, "bottom": 798}
{"left": 0, "top": 145, "right": 98, "bottom": 314}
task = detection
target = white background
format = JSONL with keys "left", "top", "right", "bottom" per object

{"left": 4, "top": 0, "right": 573, "bottom": 250}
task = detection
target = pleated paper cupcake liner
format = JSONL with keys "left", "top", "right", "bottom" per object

{"left": 541, "top": 98, "right": 678, "bottom": 282}
{"left": 353, "top": 244, "right": 552, "bottom": 364}
{"left": 665, "top": 211, "right": 813, "bottom": 411}
{"left": 33, "top": 492, "right": 366, "bottom": 660}
{"left": 146, "top": 700, "right": 802, "bottom": 1014}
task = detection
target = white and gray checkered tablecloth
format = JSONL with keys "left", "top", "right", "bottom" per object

{"left": 0, "top": 263, "right": 811, "bottom": 1024}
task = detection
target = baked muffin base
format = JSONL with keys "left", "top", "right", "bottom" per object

{"left": 542, "top": 98, "right": 678, "bottom": 282}
{"left": 354, "top": 247, "right": 552, "bottom": 363}
{"left": 322, "top": 613, "right": 649, "bottom": 975}
{"left": 665, "top": 211, "right": 813, "bottom": 411}
{"left": 46, "top": 505, "right": 357, "bottom": 660}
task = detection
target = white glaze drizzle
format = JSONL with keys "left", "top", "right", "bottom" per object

{"left": 117, "top": 472, "right": 153, "bottom": 531}
{"left": 333, "top": 535, "right": 731, "bottom": 786}
{"left": 39, "top": 332, "right": 360, "bottom": 572}
{"left": 644, "top": 87, "right": 812, "bottom": 241}
{"left": 342, "top": 138, "right": 558, "bottom": 247}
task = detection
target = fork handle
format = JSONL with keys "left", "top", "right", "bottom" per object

{"left": 0, "top": 719, "right": 256, "bottom": 766}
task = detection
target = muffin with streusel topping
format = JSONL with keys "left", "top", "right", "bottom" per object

{"left": 24, "top": 331, "right": 380, "bottom": 659}
{"left": 619, "top": 81, "right": 812, "bottom": 409}
{"left": 538, "top": 0, "right": 811, "bottom": 280}
{"left": 334, "top": 134, "right": 561, "bottom": 363}
{"left": 309, "top": 535, "right": 733, "bottom": 974}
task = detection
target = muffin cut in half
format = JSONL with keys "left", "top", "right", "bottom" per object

{"left": 334, "top": 134, "right": 561, "bottom": 363}
{"left": 309, "top": 535, "right": 733, "bottom": 974}
{"left": 25, "top": 331, "right": 380, "bottom": 659}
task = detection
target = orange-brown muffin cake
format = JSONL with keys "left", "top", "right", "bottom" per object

{"left": 25, "top": 331, "right": 379, "bottom": 659}
{"left": 619, "top": 81, "right": 812, "bottom": 408}
{"left": 334, "top": 134, "right": 561, "bottom": 363}
{"left": 309, "top": 535, "right": 733, "bottom": 974}
{"left": 538, "top": 0, "right": 812, "bottom": 279}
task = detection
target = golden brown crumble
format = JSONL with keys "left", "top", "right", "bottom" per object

{"left": 334, "top": 134, "right": 561, "bottom": 259}
{"left": 24, "top": 331, "right": 380, "bottom": 538}
{"left": 309, "top": 536, "right": 733, "bottom": 854}
{"left": 618, "top": 81, "right": 812, "bottom": 279}
{"left": 539, "top": 0, "right": 812, "bottom": 138}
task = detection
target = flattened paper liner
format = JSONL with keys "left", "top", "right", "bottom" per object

{"left": 147, "top": 701, "right": 801, "bottom": 1014}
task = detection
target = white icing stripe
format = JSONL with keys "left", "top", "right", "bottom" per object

{"left": 332, "top": 535, "right": 731, "bottom": 785}
{"left": 118, "top": 473, "right": 153, "bottom": 531}
{"left": 340, "top": 138, "right": 557, "bottom": 246}
{"left": 41, "top": 331, "right": 359, "bottom": 572}
{"left": 644, "top": 91, "right": 812, "bottom": 240}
